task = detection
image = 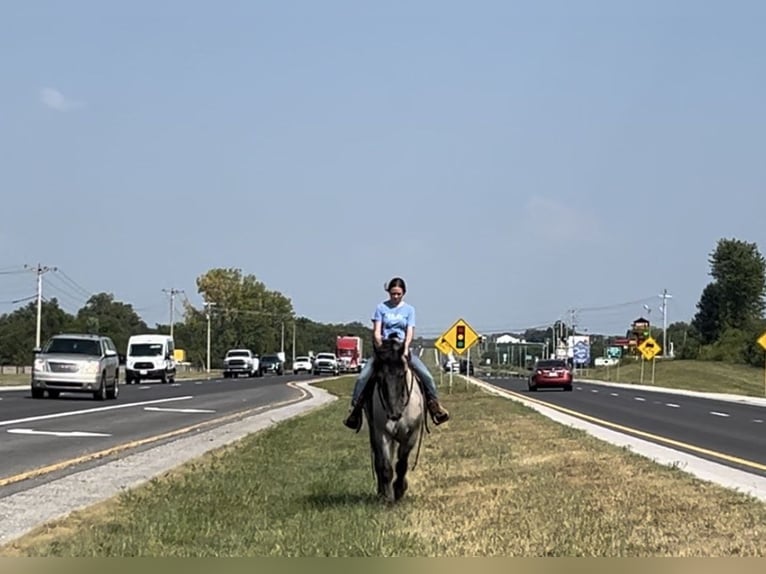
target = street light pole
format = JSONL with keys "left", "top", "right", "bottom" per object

{"left": 659, "top": 289, "right": 673, "bottom": 358}
{"left": 205, "top": 301, "right": 216, "bottom": 373}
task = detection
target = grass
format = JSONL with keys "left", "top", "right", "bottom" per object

{"left": 0, "top": 369, "right": 221, "bottom": 387}
{"left": 2, "top": 375, "right": 765, "bottom": 557}
{"left": 584, "top": 359, "right": 766, "bottom": 398}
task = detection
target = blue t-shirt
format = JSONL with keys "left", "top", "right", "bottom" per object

{"left": 373, "top": 301, "right": 416, "bottom": 341}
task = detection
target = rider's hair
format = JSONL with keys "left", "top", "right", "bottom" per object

{"left": 385, "top": 277, "right": 407, "bottom": 294}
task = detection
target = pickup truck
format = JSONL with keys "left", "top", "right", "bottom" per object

{"left": 312, "top": 352, "right": 340, "bottom": 376}
{"left": 222, "top": 349, "right": 261, "bottom": 378}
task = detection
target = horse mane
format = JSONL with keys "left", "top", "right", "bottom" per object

{"left": 373, "top": 336, "right": 407, "bottom": 372}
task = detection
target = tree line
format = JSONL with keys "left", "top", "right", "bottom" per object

{"left": 0, "top": 267, "right": 372, "bottom": 368}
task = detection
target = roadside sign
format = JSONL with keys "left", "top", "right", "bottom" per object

{"left": 606, "top": 346, "right": 622, "bottom": 359}
{"left": 757, "top": 332, "right": 766, "bottom": 351}
{"left": 434, "top": 337, "right": 452, "bottom": 355}
{"left": 573, "top": 340, "right": 590, "bottom": 365}
{"left": 637, "top": 336, "right": 661, "bottom": 360}
{"left": 439, "top": 318, "right": 480, "bottom": 355}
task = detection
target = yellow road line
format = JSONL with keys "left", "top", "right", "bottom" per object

{"left": 482, "top": 381, "right": 766, "bottom": 473}
{"left": 0, "top": 383, "right": 310, "bottom": 488}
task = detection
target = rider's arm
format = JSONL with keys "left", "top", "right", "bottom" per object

{"left": 404, "top": 326, "right": 414, "bottom": 357}
{"left": 372, "top": 320, "right": 383, "bottom": 348}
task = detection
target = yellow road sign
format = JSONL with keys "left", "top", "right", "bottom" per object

{"left": 434, "top": 337, "right": 452, "bottom": 355}
{"left": 637, "top": 336, "right": 661, "bottom": 360}
{"left": 439, "top": 318, "right": 480, "bottom": 355}
{"left": 757, "top": 332, "right": 766, "bottom": 351}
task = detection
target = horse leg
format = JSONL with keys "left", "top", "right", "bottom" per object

{"left": 371, "top": 431, "right": 395, "bottom": 502}
{"left": 393, "top": 432, "right": 419, "bottom": 501}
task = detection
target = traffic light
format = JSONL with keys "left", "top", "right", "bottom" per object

{"left": 455, "top": 325, "right": 465, "bottom": 349}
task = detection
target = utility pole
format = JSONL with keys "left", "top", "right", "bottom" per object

{"left": 25, "top": 263, "right": 56, "bottom": 350}
{"left": 659, "top": 288, "right": 673, "bottom": 358}
{"left": 205, "top": 301, "right": 216, "bottom": 373}
{"left": 291, "top": 321, "right": 296, "bottom": 364}
{"left": 162, "top": 288, "right": 184, "bottom": 339}
{"left": 281, "top": 321, "right": 285, "bottom": 355}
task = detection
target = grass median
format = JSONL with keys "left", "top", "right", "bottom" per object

{"left": 2, "top": 375, "right": 765, "bottom": 557}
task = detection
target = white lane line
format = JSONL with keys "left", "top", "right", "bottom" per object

{"left": 665, "top": 403, "right": 680, "bottom": 408}
{"left": 143, "top": 407, "right": 216, "bottom": 414}
{"left": 610, "top": 393, "right": 619, "bottom": 397}
{"left": 754, "top": 419, "right": 764, "bottom": 424}
{"left": 7, "top": 429, "right": 111, "bottom": 438}
{"left": 710, "top": 411, "right": 730, "bottom": 418}
{"left": 139, "top": 386, "right": 151, "bottom": 390}
{"left": 170, "top": 383, "right": 181, "bottom": 387}
{"left": 634, "top": 397, "right": 646, "bottom": 402}
{"left": 0, "top": 396, "right": 194, "bottom": 427}
{"left": 591, "top": 389, "right": 599, "bottom": 393}
{"left": 195, "top": 381, "right": 204, "bottom": 385}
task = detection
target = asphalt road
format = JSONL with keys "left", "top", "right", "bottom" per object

{"left": 0, "top": 373, "right": 315, "bottom": 489}
{"left": 479, "top": 375, "right": 766, "bottom": 477}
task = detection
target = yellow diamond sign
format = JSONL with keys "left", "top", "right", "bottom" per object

{"left": 757, "top": 332, "right": 766, "bottom": 351}
{"left": 439, "top": 318, "right": 480, "bottom": 356}
{"left": 434, "top": 337, "right": 453, "bottom": 356}
{"left": 637, "top": 336, "right": 661, "bottom": 360}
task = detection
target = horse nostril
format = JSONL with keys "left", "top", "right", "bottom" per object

{"left": 389, "top": 414, "right": 401, "bottom": 421}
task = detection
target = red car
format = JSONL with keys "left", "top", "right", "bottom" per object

{"left": 528, "top": 359, "right": 573, "bottom": 392}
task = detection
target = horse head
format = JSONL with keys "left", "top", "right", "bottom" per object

{"left": 372, "top": 336, "right": 410, "bottom": 421}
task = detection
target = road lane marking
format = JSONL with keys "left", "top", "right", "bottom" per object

{"left": 0, "top": 396, "right": 194, "bottom": 427}
{"left": 666, "top": 403, "right": 680, "bottom": 408}
{"left": 473, "top": 382, "right": 766, "bottom": 473}
{"left": 634, "top": 397, "right": 646, "bottom": 402}
{"left": 755, "top": 419, "right": 763, "bottom": 424}
{"left": 144, "top": 407, "right": 216, "bottom": 414}
{"left": 710, "top": 411, "right": 730, "bottom": 418}
{"left": 610, "top": 393, "right": 619, "bottom": 397}
{"left": 0, "top": 382, "right": 310, "bottom": 488}
{"left": 7, "top": 429, "right": 111, "bottom": 438}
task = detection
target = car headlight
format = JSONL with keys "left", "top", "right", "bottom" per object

{"left": 81, "top": 362, "right": 100, "bottom": 374}
{"left": 34, "top": 358, "right": 47, "bottom": 372}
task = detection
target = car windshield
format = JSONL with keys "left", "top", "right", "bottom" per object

{"left": 316, "top": 354, "right": 335, "bottom": 360}
{"left": 261, "top": 355, "right": 280, "bottom": 363}
{"left": 226, "top": 351, "right": 250, "bottom": 357}
{"left": 536, "top": 360, "right": 567, "bottom": 369}
{"left": 44, "top": 338, "right": 102, "bottom": 356}
{"left": 295, "top": 356, "right": 310, "bottom": 362}
{"left": 129, "top": 343, "right": 164, "bottom": 357}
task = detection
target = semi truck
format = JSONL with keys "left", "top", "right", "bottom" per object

{"left": 336, "top": 335, "right": 363, "bottom": 373}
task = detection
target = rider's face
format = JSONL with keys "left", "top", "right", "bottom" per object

{"left": 388, "top": 288, "right": 404, "bottom": 302}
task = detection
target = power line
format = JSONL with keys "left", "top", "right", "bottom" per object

{"left": 23, "top": 263, "right": 57, "bottom": 350}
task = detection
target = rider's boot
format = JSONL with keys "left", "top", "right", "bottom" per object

{"left": 343, "top": 400, "right": 363, "bottom": 431}
{"left": 426, "top": 398, "right": 450, "bottom": 425}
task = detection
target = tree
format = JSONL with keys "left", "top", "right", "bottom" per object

{"left": 0, "top": 299, "right": 75, "bottom": 364}
{"left": 692, "top": 238, "right": 766, "bottom": 347}
{"left": 75, "top": 293, "right": 149, "bottom": 352}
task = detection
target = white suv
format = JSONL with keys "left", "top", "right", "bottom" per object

{"left": 223, "top": 349, "right": 261, "bottom": 378}
{"left": 312, "top": 353, "right": 340, "bottom": 376}
{"left": 31, "top": 333, "right": 120, "bottom": 400}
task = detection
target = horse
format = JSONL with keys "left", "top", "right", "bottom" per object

{"left": 362, "top": 336, "right": 425, "bottom": 503}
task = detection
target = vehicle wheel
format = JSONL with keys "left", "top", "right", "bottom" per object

{"left": 94, "top": 374, "right": 107, "bottom": 400}
{"left": 160, "top": 373, "right": 168, "bottom": 384}
{"left": 31, "top": 388, "right": 44, "bottom": 399}
{"left": 107, "top": 380, "right": 119, "bottom": 400}
{"left": 564, "top": 384, "right": 573, "bottom": 392}
{"left": 528, "top": 383, "right": 537, "bottom": 392}
{"left": 48, "top": 390, "right": 60, "bottom": 399}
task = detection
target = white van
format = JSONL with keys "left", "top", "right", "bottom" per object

{"left": 125, "top": 334, "right": 176, "bottom": 384}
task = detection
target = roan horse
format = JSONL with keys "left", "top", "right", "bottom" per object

{"left": 362, "top": 336, "right": 426, "bottom": 503}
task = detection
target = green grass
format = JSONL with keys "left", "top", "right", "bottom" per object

{"left": 584, "top": 359, "right": 766, "bottom": 398}
{"left": 3, "top": 375, "right": 765, "bottom": 557}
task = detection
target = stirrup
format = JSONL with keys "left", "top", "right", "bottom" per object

{"left": 343, "top": 405, "right": 363, "bottom": 431}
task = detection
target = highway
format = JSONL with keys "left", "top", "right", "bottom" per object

{"left": 0, "top": 373, "right": 314, "bottom": 491}
{"left": 478, "top": 375, "right": 766, "bottom": 477}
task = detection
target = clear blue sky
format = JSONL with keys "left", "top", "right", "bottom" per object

{"left": 2, "top": 1, "right": 765, "bottom": 338}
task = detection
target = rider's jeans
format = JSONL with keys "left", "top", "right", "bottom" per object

{"left": 351, "top": 355, "right": 439, "bottom": 405}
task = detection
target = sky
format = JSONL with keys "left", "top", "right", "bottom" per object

{"left": 1, "top": 0, "right": 765, "bottom": 339}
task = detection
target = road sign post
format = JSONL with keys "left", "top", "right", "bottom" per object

{"left": 637, "top": 336, "right": 661, "bottom": 385}
{"left": 437, "top": 318, "right": 480, "bottom": 392}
